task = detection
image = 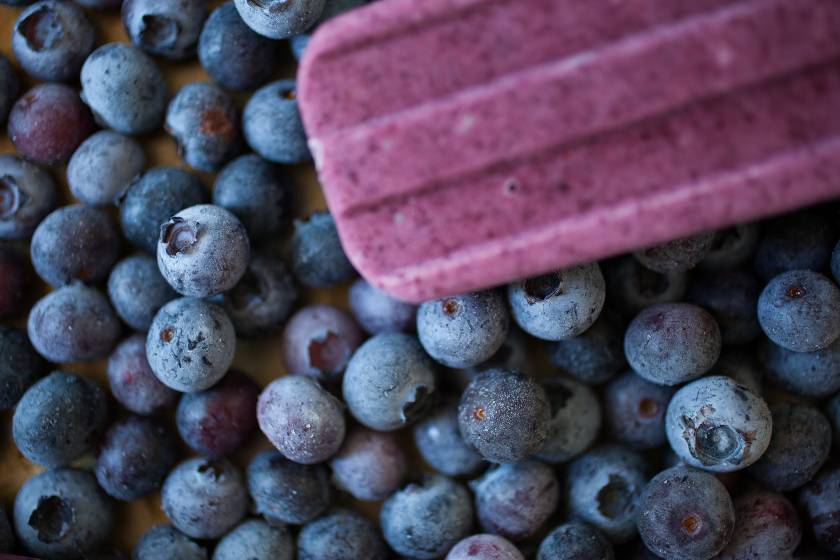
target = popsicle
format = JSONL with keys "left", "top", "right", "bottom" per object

{"left": 297, "top": 0, "right": 840, "bottom": 303}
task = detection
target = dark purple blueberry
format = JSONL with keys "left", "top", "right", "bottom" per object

{"left": 213, "top": 519, "right": 293, "bottom": 560}
{"left": 242, "top": 79, "right": 311, "bottom": 163}
{"left": 508, "top": 262, "right": 605, "bottom": 341}
{"left": 257, "top": 374, "right": 345, "bottom": 464}
{"left": 343, "top": 333, "right": 436, "bottom": 431}
{"left": 716, "top": 490, "right": 801, "bottom": 560}
{"left": 161, "top": 457, "right": 249, "bottom": 540}
{"left": 67, "top": 130, "right": 144, "bottom": 206}
{"left": 603, "top": 255, "right": 688, "bottom": 318}
{"left": 80, "top": 42, "right": 168, "bottom": 134}
{"left": 12, "top": 0, "right": 95, "bottom": 82}
{"left": 119, "top": 166, "right": 208, "bottom": 255}
{"left": 157, "top": 204, "right": 250, "bottom": 298}
{"left": 133, "top": 524, "right": 207, "bottom": 560}
{"left": 380, "top": 474, "right": 473, "bottom": 560}
{"left": 349, "top": 277, "right": 418, "bottom": 335}
{"left": 247, "top": 449, "right": 332, "bottom": 525}
{"left": 198, "top": 2, "right": 283, "bottom": 90}
{"left": 413, "top": 397, "right": 484, "bottom": 477}
{"left": 753, "top": 211, "right": 837, "bottom": 282}
{"left": 233, "top": 0, "right": 324, "bottom": 39}
{"left": 759, "top": 336, "right": 840, "bottom": 398}
{"left": 0, "top": 244, "right": 28, "bottom": 318}
{"left": 8, "top": 83, "right": 95, "bottom": 165}
{"left": 30, "top": 205, "right": 121, "bottom": 287}
{"left": 0, "top": 155, "right": 57, "bottom": 240}
{"left": 0, "top": 507, "right": 13, "bottom": 553}
{"left": 546, "top": 307, "right": 626, "bottom": 384}
{"left": 0, "top": 326, "right": 44, "bottom": 410}
{"left": 290, "top": 211, "right": 356, "bottom": 288}
{"left": 696, "top": 222, "right": 761, "bottom": 271}
{"left": 798, "top": 466, "right": 840, "bottom": 554}
{"left": 94, "top": 415, "right": 176, "bottom": 501}
{"left": 537, "top": 522, "right": 615, "bottom": 560}
{"left": 176, "top": 370, "right": 259, "bottom": 458}
{"left": 329, "top": 424, "right": 407, "bottom": 501}
{"left": 122, "top": 0, "right": 207, "bottom": 59}
{"left": 633, "top": 231, "right": 715, "bottom": 273}
{"left": 665, "top": 376, "right": 772, "bottom": 472}
{"left": 705, "top": 348, "right": 764, "bottom": 395}
{"left": 27, "top": 282, "right": 122, "bottom": 363}
{"left": 757, "top": 269, "right": 840, "bottom": 353}
{"left": 107, "top": 254, "right": 178, "bottom": 331}
{"left": 0, "top": 53, "right": 18, "bottom": 125}
{"left": 146, "top": 297, "right": 236, "bottom": 392}
{"left": 685, "top": 270, "right": 763, "bottom": 346}
{"left": 603, "top": 370, "right": 676, "bottom": 450}
{"left": 624, "top": 303, "right": 721, "bottom": 386}
{"left": 535, "top": 376, "right": 601, "bottom": 463}
{"left": 297, "top": 510, "right": 389, "bottom": 560}
{"left": 458, "top": 368, "right": 550, "bottom": 463}
{"left": 636, "top": 466, "right": 734, "bottom": 560}
{"left": 447, "top": 534, "right": 525, "bottom": 560}
{"left": 13, "top": 468, "right": 112, "bottom": 560}
{"left": 107, "top": 333, "right": 179, "bottom": 415}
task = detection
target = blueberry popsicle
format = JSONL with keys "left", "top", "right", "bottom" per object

{"left": 298, "top": 0, "right": 840, "bottom": 303}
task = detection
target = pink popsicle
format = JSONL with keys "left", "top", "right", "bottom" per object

{"left": 298, "top": 0, "right": 840, "bottom": 303}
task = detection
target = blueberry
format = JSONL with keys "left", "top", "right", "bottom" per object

{"left": 534, "top": 376, "right": 601, "bottom": 463}
{"left": 161, "top": 458, "right": 249, "bottom": 540}
{"left": 297, "top": 510, "right": 390, "bottom": 560}
{"left": 107, "top": 333, "right": 179, "bottom": 415}
{"left": 119, "top": 166, "right": 208, "bottom": 255}
{"left": 12, "top": 0, "right": 95, "bottom": 82}
{"left": 665, "top": 376, "right": 772, "bottom": 472}
{"left": 165, "top": 82, "right": 242, "bottom": 172}
{"left": 343, "top": 332, "right": 436, "bottom": 431}
{"left": 107, "top": 255, "right": 178, "bottom": 331}
{"left": 31, "top": 205, "right": 121, "bottom": 287}
{"left": 122, "top": 0, "right": 208, "bottom": 59}
{"left": 413, "top": 397, "right": 485, "bottom": 477}
{"left": 233, "top": 0, "right": 325, "bottom": 39}
{"left": 13, "top": 468, "right": 112, "bottom": 560}
{"left": 546, "top": 307, "right": 626, "bottom": 384}
{"left": 290, "top": 211, "right": 356, "bottom": 288}
{"left": 0, "top": 154, "right": 56, "bottom": 240}
{"left": 247, "top": 449, "right": 332, "bottom": 525}
{"left": 133, "top": 525, "right": 207, "bottom": 560}
{"left": 417, "top": 290, "right": 509, "bottom": 368}
{"left": 753, "top": 210, "right": 837, "bottom": 282}
{"left": 242, "top": 79, "right": 311, "bottom": 164}
{"left": 758, "top": 336, "right": 840, "bottom": 398}
{"left": 696, "top": 222, "right": 761, "bottom": 272}
{"left": 603, "top": 255, "right": 688, "bottom": 318}
{"left": 80, "top": 42, "right": 168, "bottom": 134}
{"left": 67, "top": 130, "right": 145, "bottom": 206}
{"left": 257, "top": 374, "right": 346, "bottom": 464}
{"left": 446, "top": 534, "right": 525, "bottom": 560}
{"left": 705, "top": 347, "right": 764, "bottom": 396}
{"left": 28, "top": 282, "right": 122, "bottom": 363}
{"left": 798, "top": 466, "right": 840, "bottom": 554}
{"left": 633, "top": 231, "right": 715, "bottom": 273}
{"left": 831, "top": 236, "right": 840, "bottom": 286}
{"left": 0, "top": 244, "right": 28, "bottom": 318}
{"left": 636, "top": 466, "right": 734, "bottom": 560}
{"left": 146, "top": 297, "right": 236, "bottom": 392}
{"left": 0, "top": 53, "right": 18, "bottom": 125}
{"left": 213, "top": 519, "right": 293, "bottom": 560}
{"left": 0, "top": 505, "right": 14, "bottom": 553}
{"left": 349, "top": 277, "right": 418, "bottom": 335}
{"left": 826, "top": 391, "right": 840, "bottom": 455}
{"left": 212, "top": 154, "right": 294, "bottom": 240}
{"left": 176, "top": 370, "right": 260, "bottom": 458}
{"left": 624, "top": 303, "right": 721, "bottom": 386}
{"left": 603, "top": 371, "right": 676, "bottom": 450}
{"left": 508, "top": 262, "right": 605, "bottom": 341}
{"left": 285, "top": 0, "right": 366, "bottom": 59}
{"left": 715, "top": 490, "right": 802, "bottom": 560}
{"left": 380, "top": 474, "right": 473, "bottom": 560}
{"left": 685, "top": 270, "right": 763, "bottom": 346}
{"left": 757, "top": 269, "right": 840, "bottom": 353}
{"left": 329, "top": 424, "right": 407, "bottom": 501}
{"left": 537, "top": 522, "right": 615, "bottom": 560}
{"left": 0, "top": 326, "right": 44, "bottom": 410}
{"left": 94, "top": 415, "right": 176, "bottom": 501}
{"left": 198, "top": 2, "right": 283, "bottom": 90}
{"left": 157, "top": 204, "right": 250, "bottom": 298}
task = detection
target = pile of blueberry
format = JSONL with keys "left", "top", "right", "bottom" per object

{"left": 1, "top": 0, "right": 840, "bottom": 559}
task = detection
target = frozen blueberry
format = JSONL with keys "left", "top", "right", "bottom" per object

{"left": 0, "top": 326, "right": 44, "bottom": 410}
{"left": 757, "top": 269, "right": 840, "bottom": 353}
{"left": 242, "top": 79, "right": 311, "bottom": 163}
{"left": 685, "top": 270, "right": 763, "bottom": 346}
{"left": 715, "top": 490, "right": 802, "bottom": 560}
{"left": 108, "top": 333, "right": 179, "bottom": 415}
{"left": 13, "top": 468, "right": 112, "bottom": 560}
{"left": 146, "top": 297, "right": 236, "bottom": 392}
{"left": 508, "top": 262, "right": 606, "bottom": 341}
{"left": 94, "top": 415, "right": 176, "bottom": 501}
{"left": 247, "top": 449, "right": 332, "bottom": 525}
{"left": 753, "top": 211, "right": 836, "bottom": 282}
{"left": 80, "top": 42, "right": 168, "bottom": 134}
{"left": 633, "top": 231, "right": 715, "bottom": 273}
{"left": 165, "top": 82, "right": 242, "bottom": 172}
{"left": 198, "top": 2, "right": 282, "bottom": 90}
{"left": 285, "top": 0, "right": 366, "bottom": 59}
{"left": 0, "top": 53, "right": 18, "bottom": 125}
{"left": 176, "top": 370, "right": 260, "bottom": 458}
{"left": 349, "top": 277, "right": 418, "bottom": 335}
{"left": 107, "top": 255, "right": 178, "bottom": 331}
{"left": 122, "top": 0, "right": 208, "bottom": 59}
{"left": 213, "top": 154, "right": 294, "bottom": 240}
{"left": 798, "top": 466, "right": 840, "bottom": 554}
{"left": 257, "top": 374, "right": 346, "bottom": 464}
{"left": 157, "top": 204, "right": 250, "bottom": 298}
{"left": 546, "top": 307, "right": 626, "bottom": 384}
{"left": 28, "top": 282, "right": 122, "bottom": 363}
{"left": 454, "top": 323, "right": 534, "bottom": 391}
{"left": 413, "top": 397, "right": 485, "bottom": 477}
{"left": 696, "top": 222, "right": 761, "bottom": 271}
{"left": 636, "top": 466, "right": 734, "bottom": 560}
{"left": 213, "top": 519, "right": 293, "bottom": 560}
{"left": 133, "top": 525, "right": 207, "bottom": 560}
{"left": 417, "top": 290, "right": 509, "bottom": 368}
{"left": 665, "top": 376, "right": 772, "bottom": 472}
{"left": 120, "top": 166, "right": 207, "bottom": 255}
{"left": 758, "top": 336, "right": 840, "bottom": 398}
{"left": 0, "top": 154, "right": 56, "bottom": 240}
{"left": 603, "top": 371, "right": 676, "bottom": 450}
{"left": 624, "top": 303, "right": 721, "bottom": 386}
{"left": 233, "top": 0, "right": 325, "bottom": 39}
{"left": 537, "top": 522, "right": 615, "bottom": 560}
{"left": 705, "top": 347, "right": 764, "bottom": 396}
{"left": 290, "top": 211, "right": 356, "bottom": 288}
{"left": 447, "top": 534, "right": 525, "bottom": 560}
{"left": 162, "top": 458, "right": 249, "bottom": 540}
{"left": 343, "top": 332, "right": 436, "bottom": 431}
{"left": 0, "top": 507, "right": 13, "bottom": 553}
{"left": 603, "top": 255, "right": 688, "bottom": 318}
{"left": 297, "top": 510, "right": 389, "bottom": 560}
{"left": 534, "top": 376, "right": 601, "bottom": 464}
{"left": 67, "top": 130, "right": 144, "bottom": 206}
{"left": 329, "top": 424, "right": 407, "bottom": 501}
{"left": 380, "top": 474, "right": 473, "bottom": 560}
{"left": 31, "top": 205, "right": 121, "bottom": 287}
